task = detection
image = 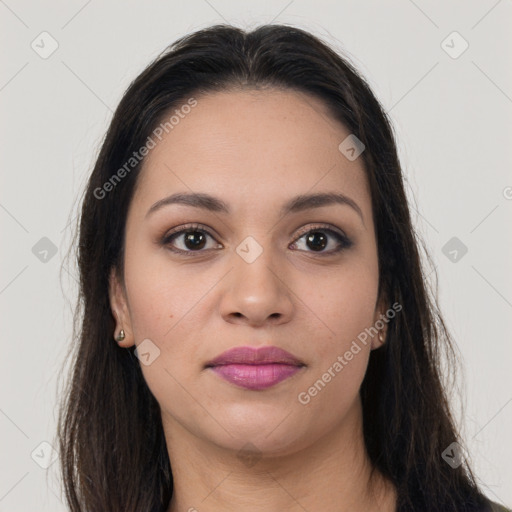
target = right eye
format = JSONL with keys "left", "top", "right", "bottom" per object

{"left": 161, "top": 223, "right": 222, "bottom": 256}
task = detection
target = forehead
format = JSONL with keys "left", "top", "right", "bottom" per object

{"left": 132, "top": 88, "right": 371, "bottom": 222}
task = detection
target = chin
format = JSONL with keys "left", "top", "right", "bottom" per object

{"left": 204, "top": 405, "right": 311, "bottom": 457}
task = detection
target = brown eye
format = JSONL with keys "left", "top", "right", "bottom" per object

{"left": 181, "top": 230, "right": 207, "bottom": 250}
{"left": 162, "top": 224, "right": 221, "bottom": 255}
{"left": 290, "top": 226, "right": 353, "bottom": 255}
{"left": 161, "top": 223, "right": 352, "bottom": 257}
{"left": 305, "top": 231, "right": 328, "bottom": 251}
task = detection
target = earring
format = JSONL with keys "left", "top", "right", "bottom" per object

{"left": 378, "top": 330, "right": 385, "bottom": 343}
{"left": 115, "top": 329, "right": 125, "bottom": 342}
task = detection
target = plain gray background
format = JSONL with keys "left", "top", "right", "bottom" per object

{"left": 1, "top": 1, "right": 511, "bottom": 510}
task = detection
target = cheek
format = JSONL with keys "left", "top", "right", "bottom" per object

{"left": 304, "top": 261, "right": 379, "bottom": 352}
{"left": 293, "top": 267, "right": 377, "bottom": 423}
{"left": 122, "top": 243, "right": 227, "bottom": 386}
{"left": 123, "top": 240, "right": 205, "bottom": 340}
{"left": 122, "top": 250, "right": 211, "bottom": 420}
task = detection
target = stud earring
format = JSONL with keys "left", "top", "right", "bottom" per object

{"left": 115, "top": 329, "right": 125, "bottom": 342}
{"left": 378, "top": 330, "right": 385, "bottom": 343}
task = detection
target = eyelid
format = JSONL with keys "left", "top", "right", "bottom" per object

{"left": 293, "top": 223, "right": 347, "bottom": 240}
{"left": 163, "top": 222, "right": 347, "bottom": 240}
{"left": 160, "top": 223, "right": 221, "bottom": 257}
{"left": 161, "top": 222, "right": 352, "bottom": 255}
{"left": 290, "top": 224, "right": 353, "bottom": 253}
{"left": 163, "top": 222, "right": 215, "bottom": 239}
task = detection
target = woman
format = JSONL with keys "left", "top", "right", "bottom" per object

{"left": 56, "top": 24, "right": 510, "bottom": 511}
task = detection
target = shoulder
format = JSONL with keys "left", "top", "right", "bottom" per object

{"left": 481, "top": 498, "right": 512, "bottom": 512}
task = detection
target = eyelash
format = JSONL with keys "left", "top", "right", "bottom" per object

{"left": 161, "top": 223, "right": 353, "bottom": 257}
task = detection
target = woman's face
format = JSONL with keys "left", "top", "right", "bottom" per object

{"left": 110, "top": 88, "right": 386, "bottom": 456}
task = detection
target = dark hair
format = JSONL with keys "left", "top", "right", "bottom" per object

{"left": 56, "top": 23, "right": 490, "bottom": 511}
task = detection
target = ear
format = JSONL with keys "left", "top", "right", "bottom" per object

{"left": 371, "top": 291, "right": 389, "bottom": 350}
{"left": 108, "top": 267, "right": 135, "bottom": 348}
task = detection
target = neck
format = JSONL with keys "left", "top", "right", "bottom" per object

{"left": 164, "top": 398, "right": 396, "bottom": 512}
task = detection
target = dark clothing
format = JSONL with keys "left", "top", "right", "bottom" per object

{"left": 482, "top": 497, "right": 512, "bottom": 512}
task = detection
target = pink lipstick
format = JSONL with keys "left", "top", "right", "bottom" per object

{"left": 205, "top": 346, "right": 305, "bottom": 390}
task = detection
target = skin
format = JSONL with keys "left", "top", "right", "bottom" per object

{"left": 109, "top": 88, "right": 397, "bottom": 512}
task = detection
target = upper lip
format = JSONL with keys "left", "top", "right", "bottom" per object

{"left": 205, "top": 346, "right": 304, "bottom": 367}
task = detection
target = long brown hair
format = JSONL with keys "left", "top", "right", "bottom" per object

{"left": 56, "top": 23, "right": 489, "bottom": 511}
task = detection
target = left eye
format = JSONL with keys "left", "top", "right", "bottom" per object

{"left": 290, "top": 227, "right": 352, "bottom": 254}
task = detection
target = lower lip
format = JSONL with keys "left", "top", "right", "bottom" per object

{"left": 209, "top": 363, "right": 303, "bottom": 390}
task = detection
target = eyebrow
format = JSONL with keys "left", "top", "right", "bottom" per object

{"left": 146, "top": 191, "right": 364, "bottom": 223}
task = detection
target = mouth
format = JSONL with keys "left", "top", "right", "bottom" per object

{"left": 205, "top": 345, "right": 305, "bottom": 391}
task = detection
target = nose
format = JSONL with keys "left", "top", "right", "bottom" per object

{"left": 218, "top": 245, "right": 294, "bottom": 328}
